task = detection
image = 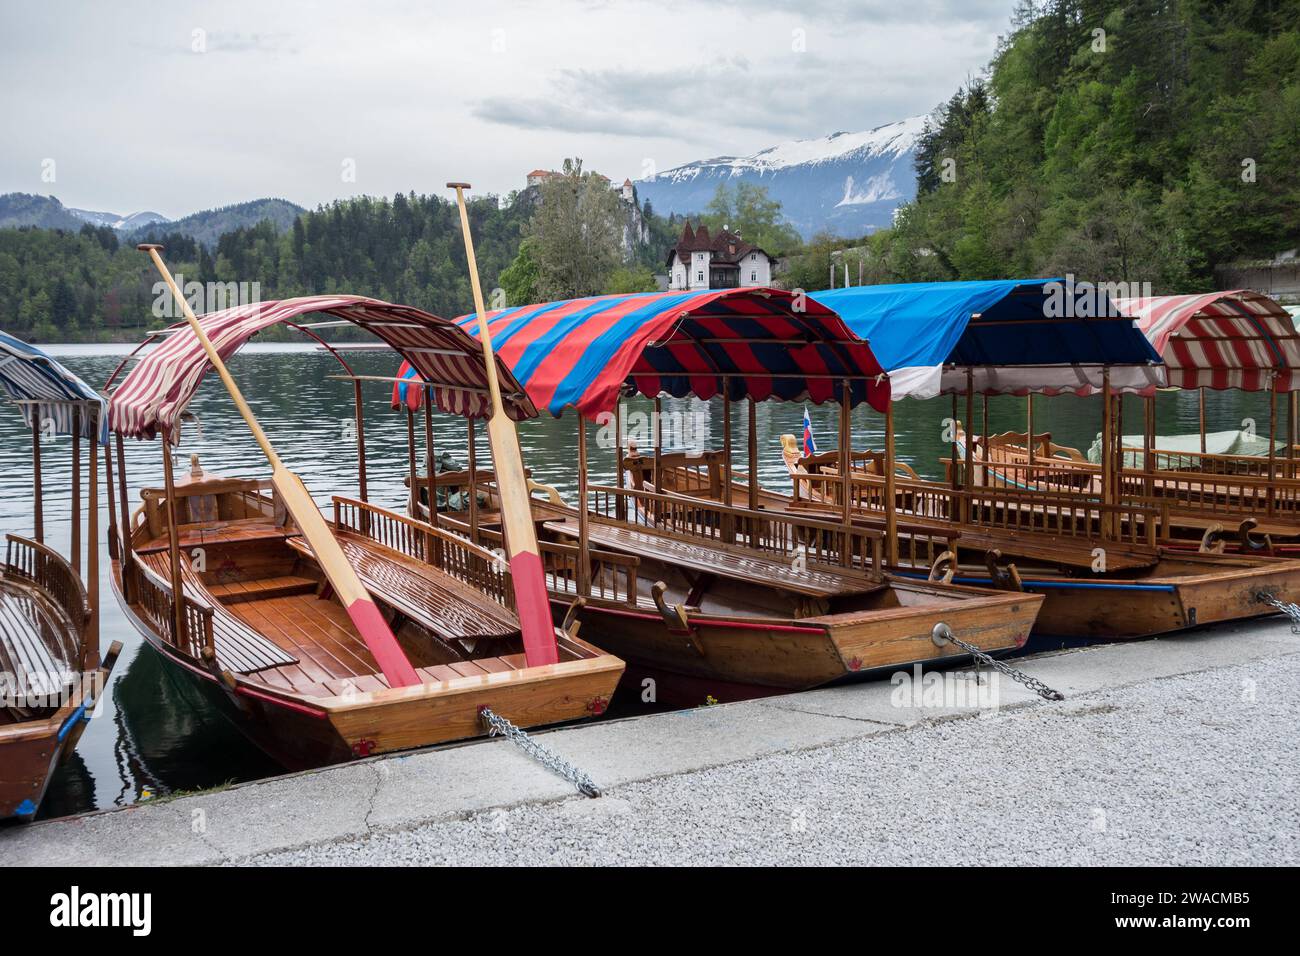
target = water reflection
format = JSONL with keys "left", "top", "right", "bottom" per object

{"left": 1, "top": 344, "right": 1275, "bottom": 817}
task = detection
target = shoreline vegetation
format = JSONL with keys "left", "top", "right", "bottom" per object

{"left": 3, "top": 2, "right": 1296, "bottom": 342}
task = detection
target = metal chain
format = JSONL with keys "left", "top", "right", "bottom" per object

{"left": 479, "top": 706, "right": 601, "bottom": 798}
{"left": 1256, "top": 592, "right": 1300, "bottom": 634}
{"left": 932, "top": 623, "right": 1065, "bottom": 701}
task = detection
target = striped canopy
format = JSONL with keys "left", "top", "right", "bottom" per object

{"left": 0, "top": 330, "right": 108, "bottom": 441}
{"left": 109, "top": 295, "right": 536, "bottom": 441}
{"left": 445, "top": 288, "right": 890, "bottom": 420}
{"left": 1114, "top": 290, "right": 1300, "bottom": 392}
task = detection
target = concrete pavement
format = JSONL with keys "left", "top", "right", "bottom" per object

{"left": 4, "top": 615, "right": 1298, "bottom": 865}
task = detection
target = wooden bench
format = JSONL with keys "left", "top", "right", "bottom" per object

{"left": 0, "top": 579, "right": 75, "bottom": 715}
{"left": 137, "top": 553, "right": 299, "bottom": 675}
{"left": 545, "top": 519, "right": 867, "bottom": 599}
{"left": 287, "top": 533, "right": 521, "bottom": 643}
{"left": 295, "top": 653, "right": 529, "bottom": 698}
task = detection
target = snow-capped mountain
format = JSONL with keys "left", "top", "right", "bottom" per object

{"left": 636, "top": 115, "right": 927, "bottom": 240}
{"left": 69, "top": 207, "right": 168, "bottom": 232}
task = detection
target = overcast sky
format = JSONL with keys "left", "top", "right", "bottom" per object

{"left": 0, "top": 0, "right": 1016, "bottom": 218}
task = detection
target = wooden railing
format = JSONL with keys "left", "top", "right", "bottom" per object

{"left": 1129, "top": 446, "right": 1298, "bottom": 478}
{"left": 4, "top": 534, "right": 90, "bottom": 632}
{"left": 129, "top": 557, "right": 215, "bottom": 660}
{"left": 332, "top": 496, "right": 515, "bottom": 609}
{"left": 793, "top": 471, "right": 1159, "bottom": 547}
{"left": 588, "top": 483, "right": 884, "bottom": 572}
{"left": 468, "top": 522, "right": 641, "bottom": 608}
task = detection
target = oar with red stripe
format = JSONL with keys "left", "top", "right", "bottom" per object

{"left": 446, "top": 184, "right": 559, "bottom": 667}
{"left": 137, "top": 244, "right": 421, "bottom": 688}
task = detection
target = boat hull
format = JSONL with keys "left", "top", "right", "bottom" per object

{"left": 553, "top": 580, "right": 1039, "bottom": 705}
{"left": 922, "top": 554, "right": 1300, "bottom": 640}
{"left": 113, "top": 564, "right": 622, "bottom": 771}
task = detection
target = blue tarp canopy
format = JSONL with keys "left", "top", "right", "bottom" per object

{"left": 812, "top": 279, "right": 1164, "bottom": 399}
{"left": 0, "top": 331, "right": 108, "bottom": 440}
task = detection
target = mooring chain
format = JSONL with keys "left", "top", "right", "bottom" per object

{"left": 932, "top": 623, "right": 1065, "bottom": 701}
{"left": 479, "top": 706, "right": 601, "bottom": 798}
{"left": 1256, "top": 592, "right": 1300, "bottom": 634}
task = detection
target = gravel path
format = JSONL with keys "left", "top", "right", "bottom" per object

{"left": 241, "top": 654, "right": 1300, "bottom": 866}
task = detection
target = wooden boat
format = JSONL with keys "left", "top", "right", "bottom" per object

{"left": 400, "top": 287, "right": 1044, "bottom": 705}
{"left": 938, "top": 290, "right": 1300, "bottom": 551}
{"left": 633, "top": 280, "right": 1300, "bottom": 641}
{"left": 104, "top": 292, "right": 621, "bottom": 769}
{"left": 0, "top": 332, "right": 120, "bottom": 821}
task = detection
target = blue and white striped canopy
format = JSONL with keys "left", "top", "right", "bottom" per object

{"left": 0, "top": 331, "right": 108, "bottom": 441}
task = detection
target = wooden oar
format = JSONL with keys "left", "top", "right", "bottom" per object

{"left": 137, "top": 244, "right": 420, "bottom": 688}
{"left": 447, "top": 184, "right": 559, "bottom": 667}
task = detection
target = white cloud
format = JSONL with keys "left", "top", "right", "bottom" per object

{"left": 0, "top": 0, "right": 1014, "bottom": 216}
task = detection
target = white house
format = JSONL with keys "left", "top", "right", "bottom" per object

{"left": 666, "top": 221, "right": 774, "bottom": 291}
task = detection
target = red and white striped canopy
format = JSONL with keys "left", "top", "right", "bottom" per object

{"left": 1115, "top": 290, "right": 1300, "bottom": 393}
{"left": 109, "top": 295, "right": 536, "bottom": 440}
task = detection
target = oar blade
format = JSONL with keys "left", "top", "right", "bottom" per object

{"left": 485, "top": 413, "right": 560, "bottom": 665}
{"left": 271, "top": 467, "right": 421, "bottom": 687}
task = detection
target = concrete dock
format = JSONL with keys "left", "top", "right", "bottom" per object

{"left": 5, "top": 617, "right": 1299, "bottom": 866}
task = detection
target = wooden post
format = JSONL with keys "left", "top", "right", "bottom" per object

{"left": 1026, "top": 394, "right": 1035, "bottom": 471}
{"left": 31, "top": 416, "right": 43, "bottom": 544}
{"left": 980, "top": 394, "right": 989, "bottom": 485}
{"left": 71, "top": 408, "right": 81, "bottom": 575}
{"left": 1142, "top": 394, "right": 1155, "bottom": 497}
{"left": 467, "top": 419, "right": 480, "bottom": 544}
{"left": 1101, "top": 369, "right": 1113, "bottom": 541}
{"left": 353, "top": 378, "right": 368, "bottom": 502}
{"left": 614, "top": 400, "right": 626, "bottom": 522}
{"left": 104, "top": 436, "right": 118, "bottom": 562}
{"left": 722, "top": 397, "right": 733, "bottom": 508}
{"left": 839, "top": 383, "right": 851, "bottom": 565}
{"left": 405, "top": 409, "right": 417, "bottom": 515}
{"left": 747, "top": 398, "right": 758, "bottom": 513}
{"left": 86, "top": 424, "right": 100, "bottom": 668}
{"left": 1288, "top": 392, "right": 1297, "bottom": 480}
{"left": 654, "top": 397, "right": 664, "bottom": 494}
{"left": 950, "top": 392, "right": 960, "bottom": 490}
{"left": 884, "top": 399, "right": 898, "bottom": 567}
{"left": 964, "top": 369, "right": 975, "bottom": 517}
{"left": 423, "top": 396, "right": 439, "bottom": 531}
{"left": 161, "top": 437, "right": 186, "bottom": 648}
{"left": 577, "top": 417, "right": 590, "bottom": 597}
{"left": 1198, "top": 387, "right": 1206, "bottom": 454}
{"left": 115, "top": 434, "right": 132, "bottom": 601}
{"left": 1268, "top": 373, "right": 1278, "bottom": 515}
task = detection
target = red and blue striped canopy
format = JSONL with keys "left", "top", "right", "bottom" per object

{"left": 432, "top": 288, "right": 888, "bottom": 420}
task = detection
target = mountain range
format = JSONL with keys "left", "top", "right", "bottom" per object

{"left": 0, "top": 193, "right": 305, "bottom": 247}
{"left": 635, "top": 115, "right": 927, "bottom": 240}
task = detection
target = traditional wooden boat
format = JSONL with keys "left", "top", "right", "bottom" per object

{"left": 104, "top": 287, "right": 621, "bottom": 769}
{"left": 398, "top": 288, "right": 1044, "bottom": 704}
{"left": 651, "top": 280, "right": 1300, "bottom": 640}
{"left": 0, "top": 332, "right": 120, "bottom": 821}
{"left": 953, "top": 290, "right": 1300, "bottom": 552}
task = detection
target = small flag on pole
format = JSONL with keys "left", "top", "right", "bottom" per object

{"left": 802, "top": 405, "right": 817, "bottom": 457}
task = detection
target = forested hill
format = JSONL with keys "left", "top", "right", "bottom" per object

{"left": 880, "top": 0, "right": 1300, "bottom": 290}
{"left": 0, "top": 192, "right": 529, "bottom": 340}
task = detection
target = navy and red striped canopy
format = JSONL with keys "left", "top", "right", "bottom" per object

{"left": 443, "top": 288, "right": 889, "bottom": 420}
{"left": 110, "top": 295, "right": 535, "bottom": 440}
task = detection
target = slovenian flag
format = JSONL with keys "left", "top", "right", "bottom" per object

{"left": 392, "top": 360, "right": 425, "bottom": 410}
{"left": 802, "top": 405, "right": 817, "bottom": 457}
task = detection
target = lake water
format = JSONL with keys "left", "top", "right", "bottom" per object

{"left": 3, "top": 343, "right": 1275, "bottom": 818}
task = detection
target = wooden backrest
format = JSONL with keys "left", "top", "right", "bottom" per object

{"left": 621, "top": 449, "right": 726, "bottom": 495}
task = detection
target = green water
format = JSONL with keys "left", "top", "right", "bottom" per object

{"left": 2, "top": 344, "right": 1278, "bottom": 818}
